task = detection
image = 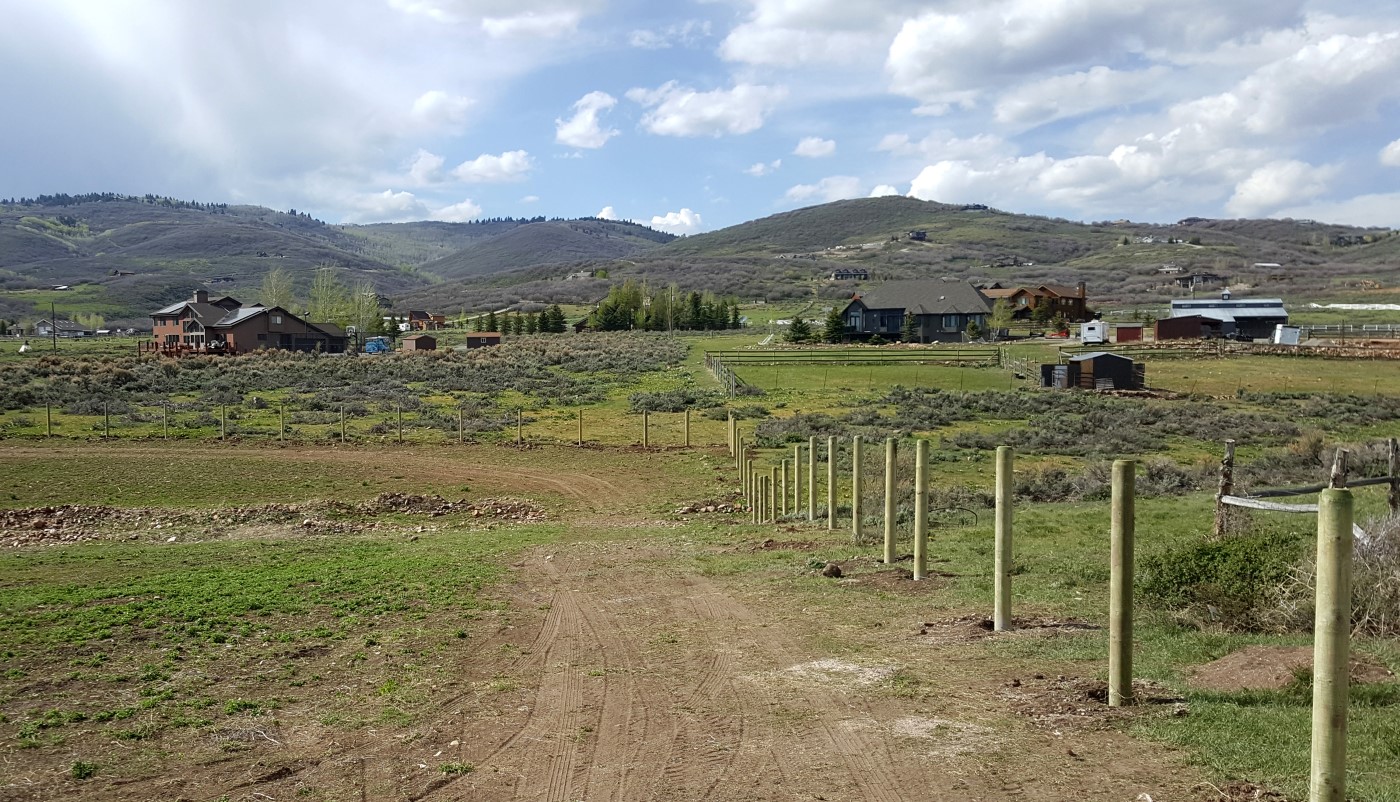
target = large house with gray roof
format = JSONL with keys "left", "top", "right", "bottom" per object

{"left": 1165, "top": 292, "right": 1287, "bottom": 340}
{"left": 840, "top": 280, "right": 992, "bottom": 343}
{"left": 152, "top": 290, "right": 347, "bottom": 354}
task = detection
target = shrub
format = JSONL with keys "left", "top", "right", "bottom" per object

{"left": 1268, "top": 515, "right": 1400, "bottom": 636}
{"left": 628, "top": 388, "right": 725, "bottom": 413}
{"left": 1140, "top": 531, "right": 1308, "bottom": 630}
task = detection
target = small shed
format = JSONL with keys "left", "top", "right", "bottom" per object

{"left": 401, "top": 333, "right": 437, "bottom": 352}
{"left": 1042, "top": 351, "right": 1144, "bottom": 390}
{"left": 1114, "top": 323, "right": 1143, "bottom": 343}
{"left": 465, "top": 332, "right": 502, "bottom": 349}
{"left": 1156, "top": 314, "right": 1223, "bottom": 340}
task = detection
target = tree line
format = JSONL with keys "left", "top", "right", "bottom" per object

{"left": 586, "top": 280, "right": 741, "bottom": 332}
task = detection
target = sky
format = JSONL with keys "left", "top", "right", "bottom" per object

{"left": 2, "top": 0, "right": 1399, "bottom": 235}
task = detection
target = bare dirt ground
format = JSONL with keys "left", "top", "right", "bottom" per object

{"left": 29, "top": 538, "right": 1218, "bottom": 802}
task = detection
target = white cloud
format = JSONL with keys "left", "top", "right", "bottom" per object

{"left": 628, "top": 20, "right": 711, "bottom": 49}
{"left": 1383, "top": 139, "right": 1400, "bottom": 167}
{"left": 626, "top": 82, "right": 787, "bottom": 137}
{"left": 342, "top": 189, "right": 430, "bottom": 223}
{"left": 877, "top": 131, "right": 1013, "bottom": 162}
{"left": 407, "top": 149, "right": 446, "bottom": 185}
{"left": 649, "top": 208, "right": 703, "bottom": 235}
{"left": 994, "top": 66, "right": 1169, "bottom": 127}
{"left": 869, "top": 184, "right": 900, "bottom": 197}
{"left": 432, "top": 198, "right": 484, "bottom": 221}
{"left": 481, "top": 10, "right": 580, "bottom": 38}
{"left": 410, "top": 90, "right": 474, "bottom": 131}
{"left": 520, "top": 194, "right": 540, "bottom": 203}
{"left": 785, "top": 176, "right": 864, "bottom": 203}
{"left": 1225, "top": 160, "right": 1337, "bottom": 217}
{"left": 451, "top": 150, "right": 535, "bottom": 182}
{"left": 745, "top": 159, "right": 782, "bottom": 176}
{"left": 793, "top": 137, "right": 836, "bottom": 158}
{"left": 555, "top": 91, "right": 619, "bottom": 149}
{"left": 719, "top": 0, "right": 923, "bottom": 67}
{"left": 1274, "top": 192, "right": 1400, "bottom": 227}
{"left": 597, "top": 205, "right": 619, "bottom": 219}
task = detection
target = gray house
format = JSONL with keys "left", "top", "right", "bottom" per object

{"left": 841, "top": 280, "right": 992, "bottom": 343}
{"left": 1169, "top": 292, "right": 1287, "bottom": 340}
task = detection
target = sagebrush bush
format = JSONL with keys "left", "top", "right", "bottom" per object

{"left": 1140, "top": 530, "right": 1309, "bottom": 630}
{"left": 1267, "top": 515, "right": 1400, "bottom": 636}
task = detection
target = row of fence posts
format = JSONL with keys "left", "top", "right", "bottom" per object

{"left": 36, "top": 402, "right": 694, "bottom": 448}
{"left": 728, "top": 418, "right": 1357, "bottom": 801}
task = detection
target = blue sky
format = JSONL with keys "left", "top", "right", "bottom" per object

{"left": 2, "top": 0, "right": 1398, "bottom": 233}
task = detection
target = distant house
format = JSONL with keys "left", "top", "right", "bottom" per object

{"left": 908, "top": 230, "right": 928, "bottom": 241}
{"left": 401, "top": 333, "right": 437, "bottom": 352}
{"left": 34, "top": 318, "right": 91, "bottom": 338}
{"left": 565, "top": 270, "right": 593, "bottom": 281}
{"left": 1042, "top": 352, "right": 1145, "bottom": 390}
{"left": 151, "top": 290, "right": 347, "bottom": 354}
{"left": 464, "top": 332, "right": 502, "bottom": 349}
{"left": 1173, "top": 272, "right": 1228, "bottom": 289}
{"left": 1166, "top": 292, "right": 1287, "bottom": 340}
{"left": 980, "top": 282, "right": 1090, "bottom": 321}
{"left": 840, "top": 280, "right": 991, "bottom": 343}
{"left": 829, "top": 268, "right": 870, "bottom": 281}
{"left": 406, "top": 310, "right": 445, "bottom": 331}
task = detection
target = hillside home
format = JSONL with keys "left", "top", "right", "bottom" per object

{"left": 840, "top": 280, "right": 991, "bottom": 343}
{"left": 1166, "top": 291, "right": 1287, "bottom": 340}
{"left": 406, "top": 310, "right": 446, "bottom": 331}
{"left": 151, "top": 290, "right": 347, "bottom": 354}
{"left": 829, "top": 268, "right": 870, "bottom": 281}
{"left": 980, "top": 282, "right": 1090, "bottom": 321}
{"left": 34, "top": 319, "right": 92, "bottom": 338}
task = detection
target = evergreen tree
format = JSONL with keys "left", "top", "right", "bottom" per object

{"left": 786, "top": 317, "right": 813, "bottom": 343}
{"left": 901, "top": 313, "right": 919, "bottom": 343}
{"left": 473, "top": 313, "right": 486, "bottom": 332}
{"left": 524, "top": 313, "right": 538, "bottom": 334}
{"left": 966, "top": 319, "right": 983, "bottom": 340}
{"left": 510, "top": 313, "right": 525, "bottom": 336}
{"left": 821, "top": 308, "right": 846, "bottom": 343}
{"left": 485, "top": 311, "right": 499, "bottom": 332}
{"left": 544, "top": 305, "right": 567, "bottom": 333}
{"left": 729, "top": 304, "right": 741, "bottom": 329}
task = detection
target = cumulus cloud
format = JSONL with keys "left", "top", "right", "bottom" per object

{"left": 389, "top": 0, "right": 598, "bottom": 35}
{"left": 626, "top": 82, "right": 786, "bottom": 137}
{"left": 451, "top": 150, "right": 534, "bottom": 182}
{"left": 1383, "top": 139, "right": 1400, "bottom": 167}
{"left": 1225, "top": 160, "right": 1337, "bottom": 217}
{"left": 719, "top": 0, "right": 923, "bottom": 67}
{"left": 342, "top": 189, "right": 431, "bottom": 223}
{"left": 432, "top": 198, "right": 484, "bottom": 221}
{"left": 1274, "top": 192, "right": 1400, "bottom": 227}
{"left": 410, "top": 90, "right": 474, "bottom": 130}
{"left": 520, "top": 194, "right": 540, "bottom": 203}
{"left": 869, "top": 184, "right": 900, "bottom": 197}
{"left": 877, "top": 131, "right": 1013, "bottom": 162}
{"left": 745, "top": 159, "right": 782, "bottom": 176}
{"left": 597, "top": 205, "right": 619, "bottom": 219}
{"left": 407, "top": 149, "right": 446, "bottom": 185}
{"left": 649, "top": 208, "right": 703, "bottom": 235}
{"left": 793, "top": 137, "right": 836, "bottom": 158}
{"left": 785, "top": 176, "right": 864, "bottom": 203}
{"left": 555, "top": 91, "right": 619, "bottom": 149}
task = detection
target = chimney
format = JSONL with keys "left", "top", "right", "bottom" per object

{"left": 194, "top": 289, "right": 209, "bottom": 303}
{"left": 1076, "top": 281, "right": 1086, "bottom": 299}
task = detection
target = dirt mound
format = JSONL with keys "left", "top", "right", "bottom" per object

{"left": 1003, "top": 675, "right": 1185, "bottom": 730}
{"left": 0, "top": 494, "right": 546, "bottom": 547}
{"left": 915, "top": 615, "right": 1100, "bottom": 643}
{"left": 1190, "top": 645, "right": 1395, "bottom": 692}
{"left": 1192, "top": 780, "right": 1290, "bottom": 800}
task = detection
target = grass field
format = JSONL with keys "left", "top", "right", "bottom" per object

{"left": 3, "top": 332, "right": 1400, "bottom": 800}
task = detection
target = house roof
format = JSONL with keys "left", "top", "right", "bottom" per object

{"left": 213, "top": 305, "right": 269, "bottom": 326}
{"left": 1170, "top": 298, "right": 1287, "bottom": 319}
{"left": 403, "top": 333, "right": 436, "bottom": 340}
{"left": 849, "top": 280, "right": 991, "bottom": 316}
{"left": 1068, "top": 351, "right": 1132, "bottom": 362}
{"left": 39, "top": 318, "right": 88, "bottom": 331}
{"left": 1039, "top": 284, "right": 1082, "bottom": 297}
{"left": 313, "top": 322, "right": 346, "bottom": 338}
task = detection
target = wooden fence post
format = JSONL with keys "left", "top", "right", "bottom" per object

{"left": 340, "top": 405, "right": 346, "bottom": 443}
{"left": 517, "top": 409, "right": 523, "bottom": 445}
{"left": 577, "top": 409, "right": 584, "bottom": 445}
{"left": 46, "top": 403, "right": 52, "bottom": 438}
{"left": 728, "top": 412, "right": 735, "bottom": 456}
{"left": 780, "top": 460, "right": 788, "bottom": 517}
{"left": 793, "top": 445, "right": 802, "bottom": 515}
{"left": 162, "top": 403, "right": 167, "bottom": 439}
{"left": 104, "top": 403, "right": 110, "bottom": 440}
{"left": 913, "top": 439, "right": 928, "bottom": 580}
{"left": 851, "top": 436, "right": 864, "bottom": 542}
{"left": 1389, "top": 437, "right": 1398, "bottom": 515}
{"left": 995, "top": 445, "right": 1014, "bottom": 631}
{"left": 1310, "top": 457, "right": 1354, "bottom": 802}
{"left": 808, "top": 436, "right": 817, "bottom": 521}
{"left": 1109, "top": 459, "right": 1136, "bottom": 707}
{"left": 457, "top": 406, "right": 464, "bottom": 444}
{"left": 684, "top": 408, "right": 690, "bottom": 448}
{"left": 279, "top": 404, "right": 284, "bottom": 441}
{"left": 884, "top": 438, "right": 897, "bottom": 564}
{"left": 1213, "top": 439, "right": 1236, "bottom": 538}
{"left": 827, "top": 436, "right": 837, "bottom": 530}
{"left": 397, "top": 403, "right": 403, "bottom": 444}
{"left": 770, "top": 467, "right": 779, "bottom": 522}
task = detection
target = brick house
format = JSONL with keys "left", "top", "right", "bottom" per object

{"left": 151, "top": 290, "right": 347, "bottom": 354}
{"left": 980, "top": 282, "right": 1089, "bottom": 321}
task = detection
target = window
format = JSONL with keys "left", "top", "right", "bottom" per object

{"left": 1017, "top": 297, "right": 1028, "bottom": 306}
{"left": 271, "top": 315, "right": 282, "bottom": 324}
{"left": 943, "top": 315, "right": 958, "bottom": 329}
